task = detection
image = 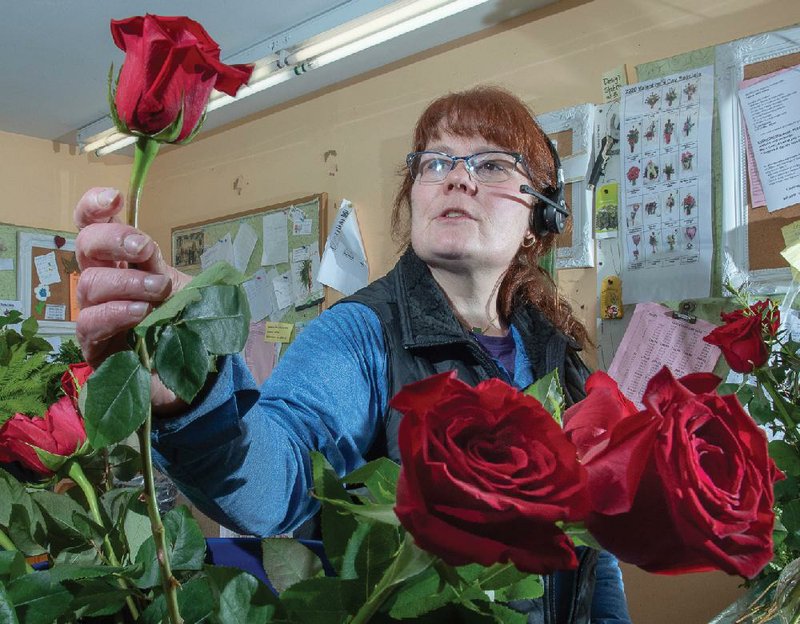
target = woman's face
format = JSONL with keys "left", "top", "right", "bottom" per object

{"left": 410, "top": 130, "right": 533, "bottom": 274}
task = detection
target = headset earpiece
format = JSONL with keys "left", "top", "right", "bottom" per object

{"left": 520, "top": 134, "right": 569, "bottom": 237}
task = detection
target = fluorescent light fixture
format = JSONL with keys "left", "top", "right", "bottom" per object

{"left": 81, "top": 0, "right": 492, "bottom": 156}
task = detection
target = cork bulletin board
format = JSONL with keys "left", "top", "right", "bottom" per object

{"left": 716, "top": 23, "right": 800, "bottom": 293}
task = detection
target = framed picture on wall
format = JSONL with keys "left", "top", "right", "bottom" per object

{"left": 536, "top": 103, "right": 595, "bottom": 269}
{"left": 17, "top": 231, "right": 78, "bottom": 335}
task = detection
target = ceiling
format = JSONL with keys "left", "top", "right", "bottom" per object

{"left": 0, "top": 0, "right": 556, "bottom": 149}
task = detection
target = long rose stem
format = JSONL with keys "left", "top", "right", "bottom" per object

{"left": 67, "top": 460, "right": 140, "bottom": 621}
{"left": 136, "top": 336, "right": 183, "bottom": 624}
{"left": 126, "top": 137, "right": 160, "bottom": 229}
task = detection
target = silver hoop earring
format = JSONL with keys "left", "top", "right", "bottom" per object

{"left": 521, "top": 234, "right": 535, "bottom": 249}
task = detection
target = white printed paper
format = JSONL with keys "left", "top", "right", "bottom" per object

{"left": 619, "top": 66, "right": 714, "bottom": 303}
{"left": 0, "top": 258, "right": 13, "bottom": 271}
{"left": 201, "top": 233, "right": 234, "bottom": 270}
{"left": 34, "top": 252, "right": 61, "bottom": 285}
{"left": 290, "top": 246, "right": 323, "bottom": 308}
{"left": 242, "top": 268, "right": 274, "bottom": 323}
{"left": 261, "top": 212, "right": 289, "bottom": 266}
{"left": 738, "top": 66, "right": 800, "bottom": 212}
{"left": 44, "top": 304, "right": 66, "bottom": 321}
{"left": 233, "top": 223, "right": 258, "bottom": 273}
{"left": 318, "top": 199, "right": 369, "bottom": 296}
{"left": 272, "top": 271, "right": 293, "bottom": 310}
{"left": 607, "top": 302, "right": 721, "bottom": 407}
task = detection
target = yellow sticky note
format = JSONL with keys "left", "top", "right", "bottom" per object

{"left": 264, "top": 322, "right": 294, "bottom": 343}
{"left": 781, "top": 240, "right": 800, "bottom": 273}
{"left": 781, "top": 220, "right": 800, "bottom": 247}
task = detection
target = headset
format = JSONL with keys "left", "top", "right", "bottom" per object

{"left": 519, "top": 135, "right": 570, "bottom": 236}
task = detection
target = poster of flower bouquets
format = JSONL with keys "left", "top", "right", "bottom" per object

{"left": 619, "top": 65, "right": 714, "bottom": 303}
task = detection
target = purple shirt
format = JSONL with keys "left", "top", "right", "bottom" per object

{"left": 472, "top": 331, "right": 516, "bottom": 378}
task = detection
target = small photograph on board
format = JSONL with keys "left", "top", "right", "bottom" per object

{"left": 173, "top": 230, "right": 205, "bottom": 271}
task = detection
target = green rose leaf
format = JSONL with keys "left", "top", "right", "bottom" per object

{"left": 31, "top": 490, "right": 104, "bottom": 553}
{"left": 141, "top": 573, "right": 217, "bottom": 624}
{"left": 341, "top": 457, "right": 400, "bottom": 505}
{"left": 493, "top": 574, "right": 544, "bottom": 601}
{"left": 83, "top": 351, "right": 151, "bottom": 447}
{"left": 311, "top": 452, "right": 360, "bottom": 573}
{"left": 769, "top": 440, "right": 800, "bottom": 477}
{"left": 748, "top": 394, "right": 773, "bottom": 425}
{"left": 6, "top": 572, "right": 72, "bottom": 624}
{"left": 523, "top": 369, "right": 564, "bottom": 425}
{"left": 261, "top": 538, "right": 324, "bottom": 593}
{"left": 346, "top": 521, "right": 400, "bottom": 590}
{"left": 0, "top": 551, "right": 27, "bottom": 584}
{"left": 153, "top": 324, "right": 209, "bottom": 402}
{"left": 62, "top": 577, "right": 134, "bottom": 619}
{"left": 108, "top": 444, "right": 141, "bottom": 483}
{"left": 134, "top": 261, "right": 246, "bottom": 338}
{"left": 280, "top": 577, "right": 364, "bottom": 624}
{"left": 205, "top": 564, "right": 283, "bottom": 624}
{"left": 182, "top": 284, "right": 250, "bottom": 355}
{"left": 0, "top": 582, "right": 19, "bottom": 624}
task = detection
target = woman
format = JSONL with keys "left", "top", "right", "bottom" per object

{"left": 74, "top": 86, "right": 630, "bottom": 623}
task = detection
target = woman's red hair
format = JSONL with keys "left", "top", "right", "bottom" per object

{"left": 391, "top": 86, "right": 589, "bottom": 347}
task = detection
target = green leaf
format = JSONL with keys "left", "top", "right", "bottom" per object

{"left": 62, "top": 577, "right": 133, "bottom": 618}
{"left": 0, "top": 551, "right": 27, "bottom": 584}
{"left": 108, "top": 443, "right": 141, "bottom": 482}
{"left": 314, "top": 496, "right": 400, "bottom": 526}
{"left": 134, "top": 261, "right": 246, "bottom": 338}
{"left": 349, "top": 522, "right": 401, "bottom": 592}
{"left": 0, "top": 582, "right": 19, "bottom": 624}
{"left": 523, "top": 369, "right": 564, "bottom": 424}
{"left": 341, "top": 458, "right": 400, "bottom": 505}
{"left": 134, "top": 505, "right": 206, "bottom": 588}
{"left": 493, "top": 574, "right": 544, "bottom": 601}
{"left": 106, "top": 63, "right": 129, "bottom": 135}
{"left": 748, "top": 394, "right": 774, "bottom": 425}
{"left": 104, "top": 488, "right": 150, "bottom": 563}
{"left": 6, "top": 572, "right": 72, "bottom": 624}
{"left": 46, "top": 563, "right": 128, "bottom": 583}
{"left": 19, "top": 317, "right": 37, "bottom": 340}
{"left": 182, "top": 284, "right": 250, "bottom": 355}
{"left": 83, "top": 350, "right": 151, "bottom": 447}
{"left": 280, "top": 577, "right": 363, "bottom": 624}
{"left": 154, "top": 324, "right": 209, "bottom": 403}
{"left": 204, "top": 565, "right": 283, "bottom": 624}
{"left": 770, "top": 440, "right": 800, "bottom": 477}
{"left": 261, "top": 537, "right": 324, "bottom": 592}
{"left": 142, "top": 572, "right": 218, "bottom": 624}
{"left": 781, "top": 499, "right": 800, "bottom": 536}
{"left": 31, "top": 489, "right": 104, "bottom": 557}
{"left": 7, "top": 505, "right": 46, "bottom": 558}
{"left": 31, "top": 447, "right": 70, "bottom": 473}
{"left": 312, "top": 452, "right": 360, "bottom": 574}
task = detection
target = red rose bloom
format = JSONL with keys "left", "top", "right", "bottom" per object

{"left": 566, "top": 367, "right": 780, "bottom": 578}
{"left": 721, "top": 301, "right": 780, "bottom": 338}
{"left": 0, "top": 396, "right": 87, "bottom": 475}
{"left": 61, "top": 362, "right": 93, "bottom": 408}
{"left": 391, "top": 372, "right": 589, "bottom": 574}
{"left": 704, "top": 313, "right": 769, "bottom": 373}
{"left": 111, "top": 15, "right": 253, "bottom": 141}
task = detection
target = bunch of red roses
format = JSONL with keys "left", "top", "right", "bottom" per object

{"left": 391, "top": 368, "right": 781, "bottom": 580}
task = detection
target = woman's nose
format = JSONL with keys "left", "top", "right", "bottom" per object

{"left": 444, "top": 160, "right": 477, "bottom": 192}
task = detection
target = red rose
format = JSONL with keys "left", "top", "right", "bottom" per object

{"left": 111, "top": 15, "right": 253, "bottom": 141}
{"left": 703, "top": 313, "right": 769, "bottom": 373}
{"left": 566, "top": 367, "right": 780, "bottom": 578}
{"left": 0, "top": 396, "right": 87, "bottom": 475}
{"left": 61, "top": 362, "right": 93, "bottom": 407}
{"left": 722, "top": 301, "right": 780, "bottom": 338}
{"left": 391, "top": 372, "right": 589, "bottom": 574}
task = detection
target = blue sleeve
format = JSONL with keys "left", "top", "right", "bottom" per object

{"left": 591, "top": 551, "right": 632, "bottom": 623}
{"left": 151, "top": 302, "right": 388, "bottom": 537}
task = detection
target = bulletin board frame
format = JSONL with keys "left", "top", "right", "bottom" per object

{"left": 537, "top": 103, "right": 595, "bottom": 269}
{"left": 716, "top": 24, "right": 800, "bottom": 294}
{"left": 17, "top": 232, "right": 78, "bottom": 335}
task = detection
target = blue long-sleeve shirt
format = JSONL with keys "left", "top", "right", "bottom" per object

{"left": 151, "top": 301, "right": 630, "bottom": 622}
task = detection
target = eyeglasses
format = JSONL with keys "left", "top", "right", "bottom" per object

{"left": 406, "top": 150, "right": 531, "bottom": 185}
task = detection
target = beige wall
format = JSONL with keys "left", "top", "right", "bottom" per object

{"left": 6, "top": 0, "right": 798, "bottom": 621}
{"left": 0, "top": 130, "right": 129, "bottom": 230}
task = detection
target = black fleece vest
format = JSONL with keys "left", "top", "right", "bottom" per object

{"left": 338, "top": 249, "right": 599, "bottom": 624}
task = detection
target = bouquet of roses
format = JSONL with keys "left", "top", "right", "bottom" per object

{"left": 703, "top": 286, "right": 800, "bottom": 622}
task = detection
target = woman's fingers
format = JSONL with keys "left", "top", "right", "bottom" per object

{"left": 73, "top": 187, "right": 123, "bottom": 230}
{"left": 76, "top": 267, "right": 172, "bottom": 308}
{"left": 76, "top": 300, "right": 152, "bottom": 368}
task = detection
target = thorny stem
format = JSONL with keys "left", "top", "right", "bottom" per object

{"left": 67, "top": 460, "right": 140, "bottom": 621}
{"left": 136, "top": 335, "right": 183, "bottom": 624}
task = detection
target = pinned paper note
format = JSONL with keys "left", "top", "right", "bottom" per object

{"left": 201, "top": 233, "right": 234, "bottom": 270}
{"left": 318, "top": 199, "right": 369, "bottom": 296}
{"left": 272, "top": 271, "right": 293, "bottom": 310}
{"left": 264, "top": 321, "right": 294, "bottom": 343}
{"left": 44, "top": 304, "right": 66, "bottom": 321}
{"left": 262, "top": 211, "right": 289, "bottom": 266}
{"left": 242, "top": 268, "right": 275, "bottom": 323}
{"left": 34, "top": 252, "right": 61, "bottom": 285}
{"left": 233, "top": 223, "right": 258, "bottom": 273}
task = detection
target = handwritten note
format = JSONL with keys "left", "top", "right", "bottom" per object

{"left": 233, "top": 223, "right": 258, "bottom": 273}
{"left": 261, "top": 211, "right": 289, "bottom": 266}
{"left": 607, "top": 302, "right": 721, "bottom": 407}
{"left": 264, "top": 322, "right": 294, "bottom": 343}
{"left": 34, "top": 251, "right": 61, "bottom": 285}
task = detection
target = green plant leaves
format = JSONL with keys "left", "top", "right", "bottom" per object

{"left": 153, "top": 324, "right": 209, "bottom": 402}
{"left": 261, "top": 538, "right": 324, "bottom": 592}
{"left": 182, "top": 284, "right": 250, "bottom": 355}
{"left": 523, "top": 369, "right": 564, "bottom": 425}
{"left": 83, "top": 350, "right": 150, "bottom": 448}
